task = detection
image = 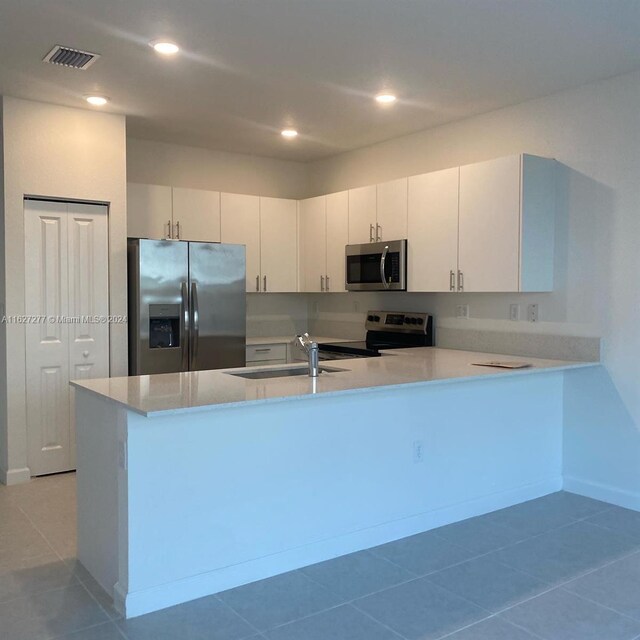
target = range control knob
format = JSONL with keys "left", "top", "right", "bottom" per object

{"left": 404, "top": 318, "right": 411, "bottom": 324}
{"left": 367, "top": 315, "right": 374, "bottom": 322}
{"left": 373, "top": 315, "right": 380, "bottom": 322}
{"left": 410, "top": 318, "right": 418, "bottom": 325}
{"left": 417, "top": 318, "right": 424, "bottom": 325}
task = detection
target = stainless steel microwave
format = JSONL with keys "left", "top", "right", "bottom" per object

{"left": 345, "top": 239, "right": 407, "bottom": 291}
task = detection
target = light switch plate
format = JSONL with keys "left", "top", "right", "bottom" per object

{"left": 456, "top": 304, "right": 469, "bottom": 319}
{"left": 527, "top": 304, "right": 539, "bottom": 322}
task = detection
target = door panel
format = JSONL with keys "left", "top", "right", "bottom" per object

{"left": 377, "top": 178, "right": 408, "bottom": 242}
{"left": 325, "top": 191, "right": 348, "bottom": 292}
{"left": 408, "top": 168, "right": 459, "bottom": 292}
{"left": 188, "top": 242, "right": 246, "bottom": 371}
{"left": 25, "top": 200, "right": 71, "bottom": 475}
{"left": 127, "top": 183, "right": 172, "bottom": 240}
{"left": 348, "top": 185, "right": 376, "bottom": 244}
{"left": 220, "top": 193, "right": 260, "bottom": 292}
{"left": 299, "top": 196, "right": 326, "bottom": 292}
{"left": 172, "top": 187, "right": 221, "bottom": 242}
{"left": 459, "top": 156, "right": 521, "bottom": 292}
{"left": 259, "top": 197, "right": 298, "bottom": 292}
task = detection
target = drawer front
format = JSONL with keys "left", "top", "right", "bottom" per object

{"left": 246, "top": 344, "right": 288, "bottom": 363}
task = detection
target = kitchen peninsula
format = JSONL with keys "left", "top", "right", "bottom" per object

{"left": 71, "top": 348, "right": 598, "bottom": 618}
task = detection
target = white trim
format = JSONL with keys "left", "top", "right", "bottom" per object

{"left": 1, "top": 466, "right": 31, "bottom": 485}
{"left": 563, "top": 475, "right": 640, "bottom": 511}
{"left": 119, "top": 476, "right": 561, "bottom": 618}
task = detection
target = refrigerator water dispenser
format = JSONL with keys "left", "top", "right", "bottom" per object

{"left": 149, "top": 304, "right": 180, "bottom": 349}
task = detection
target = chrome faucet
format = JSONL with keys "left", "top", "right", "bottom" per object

{"left": 295, "top": 333, "right": 319, "bottom": 377}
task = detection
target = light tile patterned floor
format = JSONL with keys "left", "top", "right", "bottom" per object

{"left": 2, "top": 474, "right": 640, "bottom": 639}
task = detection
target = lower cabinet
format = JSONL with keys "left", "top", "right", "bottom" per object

{"left": 245, "top": 343, "right": 288, "bottom": 366}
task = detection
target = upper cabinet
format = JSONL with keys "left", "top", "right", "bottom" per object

{"left": 259, "top": 197, "right": 298, "bottom": 293}
{"left": 348, "top": 180, "right": 408, "bottom": 244}
{"left": 458, "top": 154, "right": 555, "bottom": 292}
{"left": 171, "top": 187, "right": 221, "bottom": 242}
{"left": 299, "top": 191, "right": 348, "bottom": 293}
{"left": 220, "top": 193, "right": 298, "bottom": 293}
{"left": 408, "top": 168, "right": 460, "bottom": 292}
{"left": 127, "top": 183, "right": 172, "bottom": 240}
{"left": 407, "top": 154, "right": 556, "bottom": 293}
{"left": 127, "top": 184, "right": 220, "bottom": 242}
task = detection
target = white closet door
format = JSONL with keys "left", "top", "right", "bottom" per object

{"left": 25, "top": 200, "right": 109, "bottom": 476}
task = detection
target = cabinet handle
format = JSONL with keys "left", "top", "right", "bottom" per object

{"left": 256, "top": 275, "right": 260, "bottom": 292}
{"left": 369, "top": 224, "right": 375, "bottom": 243}
{"left": 167, "top": 219, "right": 172, "bottom": 239}
{"left": 450, "top": 270, "right": 456, "bottom": 292}
{"left": 376, "top": 223, "right": 382, "bottom": 242}
{"left": 325, "top": 275, "right": 330, "bottom": 291}
{"left": 458, "top": 270, "right": 464, "bottom": 292}
{"left": 320, "top": 275, "right": 325, "bottom": 292}
{"left": 255, "top": 348, "right": 271, "bottom": 353}
{"left": 176, "top": 220, "right": 180, "bottom": 239}
{"left": 263, "top": 275, "right": 267, "bottom": 292}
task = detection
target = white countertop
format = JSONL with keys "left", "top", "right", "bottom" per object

{"left": 246, "top": 336, "right": 353, "bottom": 346}
{"left": 71, "top": 348, "right": 598, "bottom": 417}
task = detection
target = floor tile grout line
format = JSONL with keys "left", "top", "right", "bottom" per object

{"left": 433, "top": 612, "right": 547, "bottom": 640}
{"left": 49, "top": 620, "right": 120, "bottom": 640}
{"left": 556, "top": 585, "right": 640, "bottom": 626}
{"left": 213, "top": 594, "right": 268, "bottom": 637}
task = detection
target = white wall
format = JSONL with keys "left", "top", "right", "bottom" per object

{"left": 308, "top": 70, "right": 640, "bottom": 419}
{"left": 127, "top": 138, "right": 310, "bottom": 200}
{"left": 1, "top": 97, "right": 127, "bottom": 484}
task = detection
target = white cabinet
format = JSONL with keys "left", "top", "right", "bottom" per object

{"left": 127, "top": 183, "right": 172, "bottom": 240}
{"left": 246, "top": 343, "right": 288, "bottom": 366}
{"left": 299, "top": 191, "right": 348, "bottom": 292}
{"left": 221, "top": 193, "right": 261, "bottom": 292}
{"left": 348, "top": 185, "right": 376, "bottom": 244}
{"left": 408, "top": 168, "right": 460, "bottom": 292}
{"left": 171, "top": 187, "right": 221, "bottom": 242}
{"left": 220, "top": 193, "right": 298, "bottom": 293}
{"left": 458, "top": 154, "right": 555, "bottom": 292}
{"left": 127, "top": 183, "right": 220, "bottom": 242}
{"left": 348, "top": 180, "right": 408, "bottom": 244}
{"left": 259, "top": 197, "right": 298, "bottom": 292}
{"left": 376, "top": 178, "right": 408, "bottom": 242}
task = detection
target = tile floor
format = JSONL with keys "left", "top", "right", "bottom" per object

{"left": 2, "top": 475, "right": 640, "bottom": 639}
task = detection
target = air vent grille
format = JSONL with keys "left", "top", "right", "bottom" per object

{"left": 43, "top": 45, "right": 100, "bottom": 70}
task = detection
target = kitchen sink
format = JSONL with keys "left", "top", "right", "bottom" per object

{"left": 228, "top": 365, "right": 348, "bottom": 380}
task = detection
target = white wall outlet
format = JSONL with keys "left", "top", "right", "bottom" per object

{"left": 413, "top": 440, "right": 424, "bottom": 463}
{"left": 510, "top": 304, "right": 521, "bottom": 321}
{"left": 527, "top": 303, "right": 539, "bottom": 322}
{"left": 456, "top": 304, "right": 469, "bottom": 319}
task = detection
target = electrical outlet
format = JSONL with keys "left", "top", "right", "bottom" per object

{"left": 354, "top": 300, "right": 360, "bottom": 312}
{"left": 456, "top": 304, "right": 469, "bottom": 319}
{"left": 510, "top": 304, "right": 520, "bottom": 321}
{"left": 413, "top": 440, "right": 424, "bottom": 463}
{"left": 527, "top": 304, "right": 539, "bottom": 322}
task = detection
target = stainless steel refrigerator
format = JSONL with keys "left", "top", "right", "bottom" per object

{"left": 128, "top": 238, "right": 246, "bottom": 375}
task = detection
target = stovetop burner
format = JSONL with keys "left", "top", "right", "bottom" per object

{"left": 318, "top": 311, "right": 434, "bottom": 360}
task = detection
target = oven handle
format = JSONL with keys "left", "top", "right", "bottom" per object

{"left": 380, "top": 244, "right": 390, "bottom": 290}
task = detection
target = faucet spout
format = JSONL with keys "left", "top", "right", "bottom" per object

{"left": 294, "top": 333, "right": 320, "bottom": 377}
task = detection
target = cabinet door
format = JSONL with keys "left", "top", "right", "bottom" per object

{"left": 348, "top": 185, "right": 376, "bottom": 244}
{"left": 172, "top": 187, "right": 221, "bottom": 242}
{"left": 299, "top": 196, "right": 326, "bottom": 292}
{"left": 458, "top": 156, "right": 520, "bottom": 292}
{"left": 376, "top": 178, "right": 408, "bottom": 242}
{"left": 259, "top": 197, "right": 298, "bottom": 293}
{"left": 127, "top": 183, "right": 172, "bottom": 240}
{"left": 408, "top": 168, "right": 459, "bottom": 292}
{"left": 325, "top": 191, "right": 348, "bottom": 292}
{"left": 221, "top": 193, "right": 261, "bottom": 292}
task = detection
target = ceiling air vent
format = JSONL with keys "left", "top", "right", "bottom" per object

{"left": 43, "top": 45, "right": 100, "bottom": 70}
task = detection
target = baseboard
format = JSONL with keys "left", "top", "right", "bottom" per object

{"left": 121, "top": 476, "right": 561, "bottom": 618}
{"left": 564, "top": 476, "right": 640, "bottom": 511}
{"left": 0, "top": 466, "right": 31, "bottom": 485}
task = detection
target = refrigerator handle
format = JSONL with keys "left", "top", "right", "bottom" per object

{"left": 181, "top": 281, "right": 189, "bottom": 370}
{"left": 190, "top": 281, "right": 200, "bottom": 369}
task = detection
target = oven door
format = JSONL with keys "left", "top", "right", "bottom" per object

{"left": 345, "top": 239, "right": 407, "bottom": 291}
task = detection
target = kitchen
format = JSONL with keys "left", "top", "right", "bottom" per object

{"left": 1, "top": 2, "right": 640, "bottom": 639}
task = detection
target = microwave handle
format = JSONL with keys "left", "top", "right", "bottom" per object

{"left": 380, "top": 244, "right": 390, "bottom": 290}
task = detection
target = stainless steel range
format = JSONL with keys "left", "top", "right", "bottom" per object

{"left": 318, "top": 310, "right": 434, "bottom": 360}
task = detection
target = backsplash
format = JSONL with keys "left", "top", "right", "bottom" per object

{"left": 246, "top": 293, "right": 309, "bottom": 337}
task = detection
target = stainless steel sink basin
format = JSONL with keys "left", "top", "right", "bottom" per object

{"left": 228, "top": 365, "right": 347, "bottom": 380}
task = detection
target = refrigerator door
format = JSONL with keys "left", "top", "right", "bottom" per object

{"left": 188, "top": 242, "right": 246, "bottom": 371}
{"left": 128, "top": 239, "right": 189, "bottom": 375}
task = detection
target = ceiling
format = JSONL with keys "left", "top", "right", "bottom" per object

{"left": 1, "top": 1, "right": 640, "bottom": 162}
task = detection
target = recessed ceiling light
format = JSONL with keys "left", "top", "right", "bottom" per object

{"left": 281, "top": 129, "right": 298, "bottom": 139}
{"left": 85, "top": 95, "right": 109, "bottom": 106}
{"left": 150, "top": 40, "right": 180, "bottom": 55}
{"left": 375, "top": 93, "right": 397, "bottom": 104}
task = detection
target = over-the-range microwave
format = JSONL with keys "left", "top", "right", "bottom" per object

{"left": 345, "top": 239, "right": 407, "bottom": 291}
